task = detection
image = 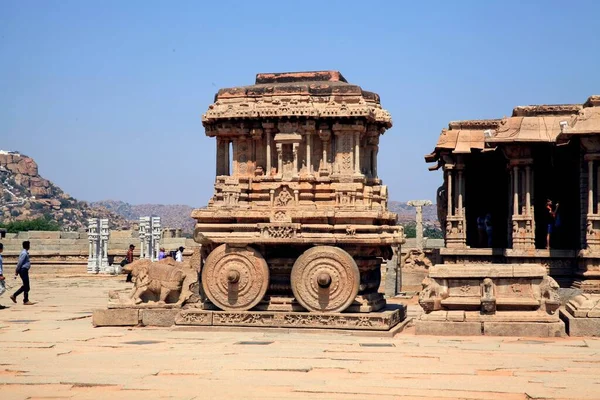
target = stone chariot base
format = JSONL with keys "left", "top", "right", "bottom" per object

{"left": 415, "top": 311, "right": 565, "bottom": 337}
{"left": 93, "top": 305, "right": 406, "bottom": 333}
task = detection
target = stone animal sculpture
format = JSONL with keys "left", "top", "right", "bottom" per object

{"left": 121, "top": 258, "right": 198, "bottom": 306}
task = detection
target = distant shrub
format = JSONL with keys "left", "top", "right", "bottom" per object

{"left": 0, "top": 217, "right": 61, "bottom": 233}
{"left": 403, "top": 222, "right": 416, "bottom": 238}
{"left": 30, "top": 202, "right": 45, "bottom": 210}
{"left": 424, "top": 226, "right": 443, "bottom": 239}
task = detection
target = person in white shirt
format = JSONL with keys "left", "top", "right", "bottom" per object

{"left": 175, "top": 246, "right": 184, "bottom": 262}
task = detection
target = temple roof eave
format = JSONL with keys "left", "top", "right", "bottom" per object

{"left": 427, "top": 95, "right": 600, "bottom": 166}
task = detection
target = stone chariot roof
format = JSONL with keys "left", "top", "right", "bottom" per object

{"left": 202, "top": 71, "right": 392, "bottom": 128}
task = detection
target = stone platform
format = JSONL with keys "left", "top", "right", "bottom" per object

{"left": 416, "top": 311, "right": 565, "bottom": 337}
{"left": 417, "top": 263, "right": 564, "bottom": 337}
{"left": 559, "top": 293, "right": 600, "bottom": 336}
{"left": 93, "top": 305, "right": 406, "bottom": 332}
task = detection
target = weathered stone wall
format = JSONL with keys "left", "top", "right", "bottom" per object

{"left": 0, "top": 230, "right": 197, "bottom": 274}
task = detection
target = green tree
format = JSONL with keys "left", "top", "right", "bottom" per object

{"left": 0, "top": 217, "right": 61, "bottom": 233}
{"left": 403, "top": 222, "right": 417, "bottom": 238}
{"left": 424, "top": 226, "right": 444, "bottom": 239}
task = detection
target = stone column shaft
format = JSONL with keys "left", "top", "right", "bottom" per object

{"left": 292, "top": 143, "right": 299, "bottom": 175}
{"left": 447, "top": 170, "right": 453, "bottom": 217}
{"left": 266, "top": 130, "right": 272, "bottom": 174}
{"left": 513, "top": 166, "right": 519, "bottom": 216}
{"left": 589, "top": 160, "right": 594, "bottom": 215}
{"left": 276, "top": 143, "right": 283, "bottom": 176}
{"left": 306, "top": 133, "right": 312, "bottom": 173}
{"left": 354, "top": 132, "right": 360, "bottom": 174}
{"left": 457, "top": 170, "right": 464, "bottom": 217}
{"left": 525, "top": 166, "right": 531, "bottom": 215}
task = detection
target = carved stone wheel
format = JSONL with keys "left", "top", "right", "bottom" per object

{"left": 202, "top": 244, "right": 269, "bottom": 311}
{"left": 291, "top": 246, "right": 360, "bottom": 313}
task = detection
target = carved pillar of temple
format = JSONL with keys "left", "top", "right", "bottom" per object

{"left": 318, "top": 124, "right": 331, "bottom": 176}
{"left": 509, "top": 160, "right": 535, "bottom": 250}
{"left": 276, "top": 143, "right": 283, "bottom": 178}
{"left": 139, "top": 217, "right": 151, "bottom": 259}
{"left": 501, "top": 145, "right": 535, "bottom": 251}
{"left": 250, "top": 127, "right": 263, "bottom": 175}
{"left": 87, "top": 218, "right": 99, "bottom": 274}
{"left": 354, "top": 131, "right": 361, "bottom": 175}
{"left": 292, "top": 142, "right": 299, "bottom": 177}
{"left": 584, "top": 153, "right": 600, "bottom": 251}
{"left": 99, "top": 219, "right": 109, "bottom": 272}
{"left": 332, "top": 121, "right": 365, "bottom": 177}
{"left": 262, "top": 122, "right": 275, "bottom": 176}
{"left": 306, "top": 132, "right": 312, "bottom": 174}
{"left": 443, "top": 155, "right": 467, "bottom": 248}
{"left": 151, "top": 217, "right": 161, "bottom": 261}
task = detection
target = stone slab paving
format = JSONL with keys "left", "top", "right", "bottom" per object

{"left": 1, "top": 276, "right": 600, "bottom": 399}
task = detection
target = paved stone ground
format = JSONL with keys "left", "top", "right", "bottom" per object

{"left": 1, "top": 276, "right": 600, "bottom": 400}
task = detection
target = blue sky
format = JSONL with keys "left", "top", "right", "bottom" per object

{"left": 1, "top": 1, "right": 598, "bottom": 206}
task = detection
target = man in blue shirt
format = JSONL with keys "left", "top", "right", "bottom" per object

{"left": 10, "top": 241, "right": 33, "bottom": 305}
{"left": 0, "top": 243, "right": 5, "bottom": 309}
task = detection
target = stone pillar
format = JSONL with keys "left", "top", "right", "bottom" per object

{"left": 306, "top": 132, "right": 312, "bottom": 174}
{"left": 442, "top": 155, "right": 467, "bottom": 248}
{"left": 318, "top": 125, "right": 331, "bottom": 176}
{"left": 292, "top": 142, "right": 299, "bottom": 177}
{"left": 139, "top": 217, "right": 151, "bottom": 259}
{"left": 151, "top": 217, "right": 161, "bottom": 261}
{"left": 584, "top": 153, "right": 600, "bottom": 252}
{"left": 408, "top": 200, "right": 433, "bottom": 250}
{"left": 276, "top": 143, "right": 283, "bottom": 177}
{"left": 99, "top": 219, "right": 109, "bottom": 272}
{"left": 509, "top": 160, "right": 535, "bottom": 251}
{"left": 266, "top": 130, "right": 272, "bottom": 174}
{"left": 589, "top": 159, "right": 594, "bottom": 215}
{"left": 354, "top": 132, "right": 361, "bottom": 175}
{"left": 87, "top": 218, "right": 99, "bottom": 274}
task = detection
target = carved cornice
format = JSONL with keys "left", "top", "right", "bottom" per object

{"left": 512, "top": 104, "right": 582, "bottom": 117}
{"left": 448, "top": 120, "right": 501, "bottom": 130}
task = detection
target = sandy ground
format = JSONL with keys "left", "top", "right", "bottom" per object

{"left": 0, "top": 275, "right": 599, "bottom": 400}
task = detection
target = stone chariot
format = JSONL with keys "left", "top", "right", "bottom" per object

{"left": 193, "top": 71, "right": 404, "bottom": 317}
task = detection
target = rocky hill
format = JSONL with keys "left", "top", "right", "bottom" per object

{"left": 0, "top": 151, "right": 131, "bottom": 230}
{"left": 91, "top": 200, "right": 197, "bottom": 233}
{"left": 388, "top": 201, "right": 439, "bottom": 226}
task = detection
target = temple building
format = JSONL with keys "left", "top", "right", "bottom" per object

{"left": 426, "top": 95, "right": 600, "bottom": 292}
{"left": 416, "top": 95, "right": 600, "bottom": 336}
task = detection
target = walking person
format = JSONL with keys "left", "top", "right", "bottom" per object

{"left": 10, "top": 241, "right": 33, "bottom": 305}
{"left": 0, "top": 243, "right": 6, "bottom": 309}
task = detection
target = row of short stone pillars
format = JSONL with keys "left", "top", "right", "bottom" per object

{"left": 87, "top": 216, "right": 162, "bottom": 274}
{"left": 139, "top": 216, "right": 161, "bottom": 261}
{"left": 87, "top": 218, "right": 109, "bottom": 274}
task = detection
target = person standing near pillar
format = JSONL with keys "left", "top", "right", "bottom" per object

{"left": 10, "top": 241, "right": 33, "bottom": 305}
{"left": 546, "top": 199, "right": 559, "bottom": 249}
